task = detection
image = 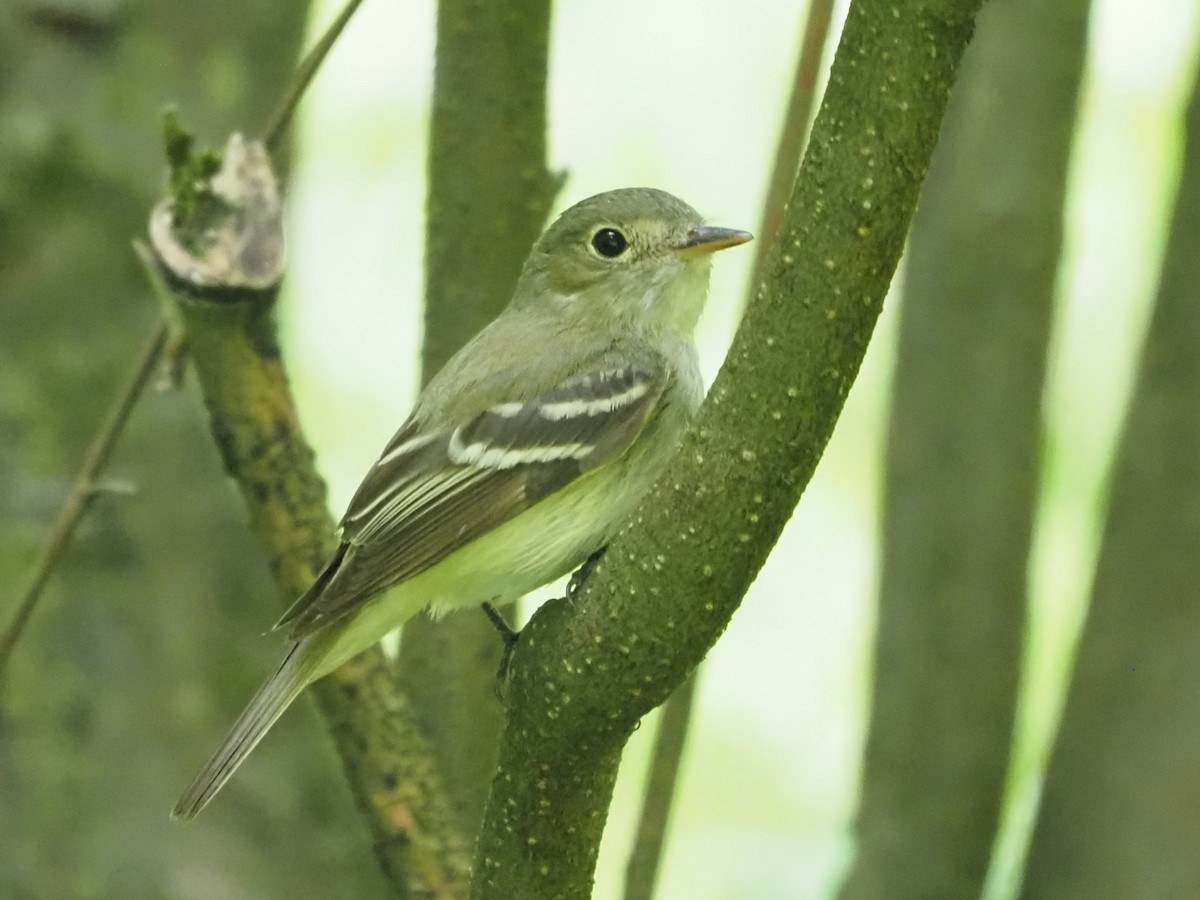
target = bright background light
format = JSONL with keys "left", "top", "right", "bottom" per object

{"left": 280, "top": 1, "right": 1199, "bottom": 896}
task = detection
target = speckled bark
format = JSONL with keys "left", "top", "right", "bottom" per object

{"left": 470, "top": 1, "right": 985, "bottom": 897}
{"left": 171, "top": 293, "right": 470, "bottom": 897}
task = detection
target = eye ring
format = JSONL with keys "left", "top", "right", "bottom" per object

{"left": 590, "top": 227, "right": 629, "bottom": 259}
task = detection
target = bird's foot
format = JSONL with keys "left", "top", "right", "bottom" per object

{"left": 566, "top": 545, "right": 608, "bottom": 601}
{"left": 481, "top": 601, "right": 520, "bottom": 698}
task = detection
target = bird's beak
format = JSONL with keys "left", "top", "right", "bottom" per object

{"left": 673, "top": 225, "right": 753, "bottom": 259}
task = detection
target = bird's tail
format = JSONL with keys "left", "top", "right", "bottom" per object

{"left": 172, "top": 639, "right": 320, "bottom": 820}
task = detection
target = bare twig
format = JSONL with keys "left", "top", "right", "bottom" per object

{"left": 623, "top": 672, "right": 700, "bottom": 900}
{"left": 0, "top": 0, "right": 371, "bottom": 682}
{"left": 261, "top": 0, "right": 370, "bottom": 153}
{"left": 751, "top": 0, "right": 837, "bottom": 286}
{"left": 0, "top": 321, "right": 168, "bottom": 679}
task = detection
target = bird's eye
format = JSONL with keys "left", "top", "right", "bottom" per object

{"left": 590, "top": 227, "right": 629, "bottom": 258}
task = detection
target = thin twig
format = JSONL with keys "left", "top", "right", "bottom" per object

{"left": 622, "top": 672, "right": 700, "bottom": 900}
{"left": 261, "top": 0, "right": 370, "bottom": 153}
{"left": 0, "top": 0, "right": 372, "bottom": 681}
{"left": 0, "top": 321, "right": 168, "bottom": 678}
{"left": 619, "top": 6, "right": 839, "bottom": 895}
{"left": 751, "top": 0, "right": 837, "bottom": 287}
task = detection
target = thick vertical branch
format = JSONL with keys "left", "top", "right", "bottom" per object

{"left": 421, "top": 0, "right": 559, "bottom": 372}
{"left": 1019, "top": 50, "right": 1200, "bottom": 900}
{"left": 840, "top": 0, "right": 1090, "bottom": 897}
{"left": 470, "top": 2, "right": 985, "bottom": 897}
{"left": 398, "top": 0, "right": 560, "bottom": 836}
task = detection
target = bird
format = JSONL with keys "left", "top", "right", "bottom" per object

{"left": 172, "top": 187, "right": 751, "bottom": 819}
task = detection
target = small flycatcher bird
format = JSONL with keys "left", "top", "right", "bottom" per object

{"left": 172, "top": 187, "right": 751, "bottom": 819}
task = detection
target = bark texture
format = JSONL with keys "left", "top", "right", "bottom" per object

{"left": 469, "top": 1, "right": 986, "bottom": 896}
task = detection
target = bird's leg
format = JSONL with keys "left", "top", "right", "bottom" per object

{"left": 481, "top": 600, "right": 519, "bottom": 645}
{"left": 482, "top": 545, "right": 609, "bottom": 696}
{"left": 481, "top": 601, "right": 520, "bottom": 697}
{"left": 566, "top": 545, "right": 608, "bottom": 601}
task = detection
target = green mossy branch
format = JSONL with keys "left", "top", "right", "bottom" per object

{"left": 146, "top": 276, "right": 470, "bottom": 895}
{"left": 470, "top": 1, "right": 985, "bottom": 897}
{"left": 147, "top": 109, "right": 469, "bottom": 895}
{"left": 160, "top": 111, "right": 228, "bottom": 247}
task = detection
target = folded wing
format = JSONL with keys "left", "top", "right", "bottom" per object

{"left": 276, "top": 362, "right": 666, "bottom": 637}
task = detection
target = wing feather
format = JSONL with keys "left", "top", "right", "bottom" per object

{"left": 281, "top": 361, "right": 666, "bottom": 638}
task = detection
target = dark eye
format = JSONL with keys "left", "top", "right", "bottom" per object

{"left": 590, "top": 227, "right": 628, "bottom": 258}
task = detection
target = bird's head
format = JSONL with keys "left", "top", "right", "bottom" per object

{"left": 514, "top": 187, "right": 752, "bottom": 335}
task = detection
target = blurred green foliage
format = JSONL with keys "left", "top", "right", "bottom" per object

{"left": 0, "top": 2, "right": 387, "bottom": 897}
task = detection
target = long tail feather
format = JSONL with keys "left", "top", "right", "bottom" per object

{"left": 172, "top": 640, "right": 318, "bottom": 820}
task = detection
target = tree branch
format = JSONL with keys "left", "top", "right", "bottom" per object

{"left": 471, "top": 1, "right": 986, "bottom": 897}
{"left": 0, "top": 0, "right": 366, "bottom": 684}
{"left": 622, "top": 4, "right": 840, "bottom": 891}
{"left": 145, "top": 249, "right": 469, "bottom": 893}
{"left": 153, "top": 6, "right": 477, "bottom": 892}
{"left": 0, "top": 321, "right": 167, "bottom": 681}
{"left": 146, "top": 3, "right": 475, "bottom": 879}
{"left": 397, "top": 0, "right": 561, "bottom": 836}
{"left": 1020, "top": 33, "right": 1200, "bottom": 899}
{"left": 840, "top": 0, "right": 1090, "bottom": 895}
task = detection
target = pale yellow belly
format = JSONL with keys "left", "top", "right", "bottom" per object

{"left": 311, "top": 461, "right": 642, "bottom": 681}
